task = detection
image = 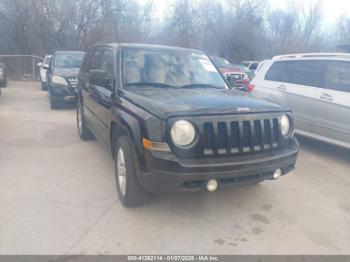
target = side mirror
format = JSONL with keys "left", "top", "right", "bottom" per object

{"left": 89, "top": 69, "right": 112, "bottom": 89}
{"left": 37, "top": 62, "right": 43, "bottom": 67}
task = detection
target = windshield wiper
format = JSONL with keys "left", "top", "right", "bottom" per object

{"left": 180, "top": 83, "right": 223, "bottom": 89}
{"left": 125, "top": 82, "right": 176, "bottom": 88}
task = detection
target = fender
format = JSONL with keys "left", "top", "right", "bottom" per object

{"left": 109, "top": 105, "right": 145, "bottom": 156}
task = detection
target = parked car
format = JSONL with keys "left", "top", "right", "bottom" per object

{"left": 242, "top": 61, "right": 260, "bottom": 74}
{"left": 37, "top": 55, "right": 52, "bottom": 91}
{"left": 251, "top": 53, "right": 350, "bottom": 149}
{"left": 210, "top": 56, "right": 252, "bottom": 91}
{"left": 44, "top": 51, "right": 84, "bottom": 109}
{"left": 76, "top": 43, "right": 299, "bottom": 207}
{"left": 236, "top": 64, "right": 254, "bottom": 80}
{"left": 0, "top": 62, "right": 7, "bottom": 88}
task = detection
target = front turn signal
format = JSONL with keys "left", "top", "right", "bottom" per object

{"left": 142, "top": 138, "right": 171, "bottom": 152}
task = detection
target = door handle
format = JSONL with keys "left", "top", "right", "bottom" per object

{"left": 278, "top": 84, "right": 287, "bottom": 91}
{"left": 320, "top": 93, "right": 333, "bottom": 101}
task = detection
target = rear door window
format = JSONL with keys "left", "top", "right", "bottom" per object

{"left": 324, "top": 61, "right": 350, "bottom": 93}
{"left": 265, "top": 60, "right": 324, "bottom": 87}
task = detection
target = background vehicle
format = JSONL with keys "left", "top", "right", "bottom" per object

{"left": 211, "top": 56, "right": 252, "bottom": 91}
{"left": 242, "top": 61, "right": 260, "bottom": 74}
{"left": 37, "top": 55, "right": 52, "bottom": 91}
{"left": 251, "top": 53, "right": 350, "bottom": 149}
{"left": 0, "top": 62, "right": 7, "bottom": 88}
{"left": 236, "top": 64, "right": 254, "bottom": 80}
{"left": 76, "top": 43, "right": 299, "bottom": 207}
{"left": 44, "top": 51, "right": 84, "bottom": 109}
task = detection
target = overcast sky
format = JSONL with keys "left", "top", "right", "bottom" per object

{"left": 141, "top": 0, "right": 350, "bottom": 26}
{"left": 271, "top": 0, "right": 350, "bottom": 23}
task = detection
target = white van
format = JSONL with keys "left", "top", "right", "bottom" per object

{"left": 251, "top": 53, "right": 350, "bottom": 149}
{"left": 38, "top": 55, "right": 52, "bottom": 91}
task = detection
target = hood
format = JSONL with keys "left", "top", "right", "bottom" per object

{"left": 121, "top": 88, "right": 287, "bottom": 119}
{"left": 53, "top": 67, "right": 80, "bottom": 78}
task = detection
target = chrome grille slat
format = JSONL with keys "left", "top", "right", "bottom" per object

{"left": 202, "top": 117, "right": 280, "bottom": 156}
{"left": 68, "top": 78, "right": 78, "bottom": 88}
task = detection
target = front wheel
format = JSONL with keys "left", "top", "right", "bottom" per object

{"left": 48, "top": 85, "right": 60, "bottom": 109}
{"left": 115, "top": 136, "right": 149, "bottom": 207}
{"left": 50, "top": 96, "right": 60, "bottom": 109}
{"left": 41, "top": 81, "right": 48, "bottom": 91}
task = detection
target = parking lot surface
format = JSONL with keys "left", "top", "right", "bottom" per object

{"left": 0, "top": 81, "right": 350, "bottom": 255}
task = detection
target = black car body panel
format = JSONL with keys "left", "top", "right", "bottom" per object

{"left": 139, "top": 145, "right": 298, "bottom": 192}
{"left": 77, "top": 43, "right": 299, "bottom": 193}
{"left": 121, "top": 88, "right": 288, "bottom": 119}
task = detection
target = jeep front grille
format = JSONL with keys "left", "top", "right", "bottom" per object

{"left": 227, "top": 73, "right": 244, "bottom": 81}
{"left": 202, "top": 118, "right": 280, "bottom": 156}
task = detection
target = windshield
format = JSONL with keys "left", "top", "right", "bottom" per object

{"left": 250, "top": 63, "right": 259, "bottom": 70}
{"left": 54, "top": 53, "right": 84, "bottom": 68}
{"left": 211, "top": 57, "right": 233, "bottom": 68}
{"left": 123, "top": 48, "right": 227, "bottom": 89}
{"left": 43, "top": 56, "right": 52, "bottom": 65}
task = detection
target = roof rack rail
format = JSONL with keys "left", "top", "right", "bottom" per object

{"left": 273, "top": 53, "right": 350, "bottom": 59}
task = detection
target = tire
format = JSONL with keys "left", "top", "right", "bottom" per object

{"left": 115, "top": 136, "right": 149, "bottom": 207}
{"left": 77, "top": 97, "right": 94, "bottom": 140}
{"left": 50, "top": 96, "right": 60, "bottom": 109}
{"left": 41, "top": 81, "right": 47, "bottom": 91}
{"left": 48, "top": 84, "right": 60, "bottom": 109}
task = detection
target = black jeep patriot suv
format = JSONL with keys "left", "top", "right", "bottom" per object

{"left": 76, "top": 43, "right": 299, "bottom": 207}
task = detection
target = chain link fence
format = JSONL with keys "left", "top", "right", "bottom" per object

{"left": 0, "top": 55, "right": 44, "bottom": 80}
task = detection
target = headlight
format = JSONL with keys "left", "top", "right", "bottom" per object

{"left": 280, "top": 115, "right": 291, "bottom": 137}
{"left": 52, "top": 75, "right": 68, "bottom": 86}
{"left": 170, "top": 120, "right": 196, "bottom": 147}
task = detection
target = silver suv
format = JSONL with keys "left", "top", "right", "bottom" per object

{"left": 251, "top": 53, "right": 350, "bottom": 149}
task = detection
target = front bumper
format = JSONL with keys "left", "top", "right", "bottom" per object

{"left": 49, "top": 84, "right": 76, "bottom": 99}
{"left": 137, "top": 137, "right": 299, "bottom": 193}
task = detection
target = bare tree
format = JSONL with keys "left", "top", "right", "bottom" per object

{"left": 161, "top": 0, "right": 202, "bottom": 48}
{"left": 335, "top": 16, "right": 350, "bottom": 45}
{"left": 0, "top": 0, "right": 342, "bottom": 61}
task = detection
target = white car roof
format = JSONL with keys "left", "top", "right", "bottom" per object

{"left": 273, "top": 53, "right": 350, "bottom": 60}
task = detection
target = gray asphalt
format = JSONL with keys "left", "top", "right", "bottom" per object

{"left": 0, "top": 81, "right": 349, "bottom": 255}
